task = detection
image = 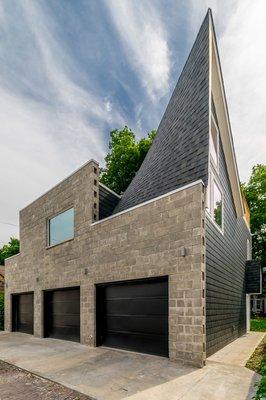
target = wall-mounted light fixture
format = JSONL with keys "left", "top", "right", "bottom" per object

{"left": 180, "top": 247, "right": 187, "bottom": 257}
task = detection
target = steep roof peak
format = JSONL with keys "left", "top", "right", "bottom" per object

{"left": 114, "top": 11, "right": 211, "bottom": 214}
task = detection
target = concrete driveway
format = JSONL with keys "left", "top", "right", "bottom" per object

{"left": 0, "top": 331, "right": 264, "bottom": 400}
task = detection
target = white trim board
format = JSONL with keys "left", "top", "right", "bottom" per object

{"left": 92, "top": 180, "right": 204, "bottom": 226}
{"left": 99, "top": 182, "right": 121, "bottom": 198}
{"left": 209, "top": 13, "right": 244, "bottom": 218}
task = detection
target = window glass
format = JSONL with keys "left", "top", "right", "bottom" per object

{"left": 210, "top": 119, "right": 218, "bottom": 166}
{"left": 49, "top": 208, "right": 74, "bottom": 246}
{"left": 213, "top": 181, "right": 222, "bottom": 228}
{"left": 247, "top": 239, "right": 252, "bottom": 260}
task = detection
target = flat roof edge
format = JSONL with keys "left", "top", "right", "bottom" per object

{"left": 92, "top": 179, "right": 204, "bottom": 226}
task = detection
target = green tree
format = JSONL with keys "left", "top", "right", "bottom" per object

{"left": 100, "top": 126, "right": 156, "bottom": 194}
{"left": 242, "top": 164, "right": 266, "bottom": 268}
{"left": 0, "top": 237, "right": 20, "bottom": 265}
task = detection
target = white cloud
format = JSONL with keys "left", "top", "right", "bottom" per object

{"left": 105, "top": 0, "right": 171, "bottom": 100}
{"left": 188, "top": 0, "right": 266, "bottom": 182}
{"left": 0, "top": 0, "right": 125, "bottom": 245}
{"left": 217, "top": 0, "right": 266, "bottom": 182}
{"left": 104, "top": 100, "right": 113, "bottom": 112}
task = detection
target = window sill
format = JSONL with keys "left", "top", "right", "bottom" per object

{"left": 46, "top": 237, "right": 74, "bottom": 250}
{"left": 205, "top": 209, "right": 224, "bottom": 235}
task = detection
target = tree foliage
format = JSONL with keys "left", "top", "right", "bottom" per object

{"left": 100, "top": 126, "right": 156, "bottom": 194}
{"left": 242, "top": 164, "right": 266, "bottom": 268}
{"left": 0, "top": 237, "right": 20, "bottom": 265}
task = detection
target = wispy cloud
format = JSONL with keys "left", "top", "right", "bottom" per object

{"left": 218, "top": 0, "right": 266, "bottom": 182}
{"left": 105, "top": 0, "right": 171, "bottom": 100}
{"left": 0, "top": 0, "right": 125, "bottom": 244}
{"left": 188, "top": 0, "right": 266, "bottom": 182}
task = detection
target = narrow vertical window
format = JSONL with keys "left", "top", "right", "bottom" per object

{"left": 247, "top": 239, "right": 252, "bottom": 260}
{"left": 210, "top": 118, "right": 219, "bottom": 167}
{"left": 213, "top": 181, "right": 222, "bottom": 228}
{"left": 207, "top": 173, "right": 223, "bottom": 231}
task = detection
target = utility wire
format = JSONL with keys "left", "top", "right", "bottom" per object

{"left": 0, "top": 221, "right": 18, "bottom": 227}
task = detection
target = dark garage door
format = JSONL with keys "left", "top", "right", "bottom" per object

{"left": 12, "top": 292, "right": 34, "bottom": 334}
{"left": 44, "top": 287, "right": 80, "bottom": 342}
{"left": 96, "top": 277, "right": 168, "bottom": 357}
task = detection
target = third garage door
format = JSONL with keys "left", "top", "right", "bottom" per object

{"left": 44, "top": 287, "right": 80, "bottom": 342}
{"left": 96, "top": 277, "right": 168, "bottom": 357}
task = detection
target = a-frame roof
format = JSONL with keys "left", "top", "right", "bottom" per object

{"left": 114, "top": 9, "right": 244, "bottom": 218}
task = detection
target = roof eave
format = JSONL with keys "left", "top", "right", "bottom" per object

{"left": 209, "top": 13, "right": 245, "bottom": 218}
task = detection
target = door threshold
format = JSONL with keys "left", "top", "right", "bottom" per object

{"left": 100, "top": 345, "right": 168, "bottom": 360}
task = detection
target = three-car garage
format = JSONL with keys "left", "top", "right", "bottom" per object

{"left": 11, "top": 276, "right": 169, "bottom": 358}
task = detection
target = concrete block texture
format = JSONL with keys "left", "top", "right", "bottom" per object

{"left": 5, "top": 160, "right": 205, "bottom": 367}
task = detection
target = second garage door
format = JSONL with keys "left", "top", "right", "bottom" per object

{"left": 44, "top": 287, "right": 80, "bottom": 342}
{"left": 96, "top": 277, "right": 168, "bottom": 357}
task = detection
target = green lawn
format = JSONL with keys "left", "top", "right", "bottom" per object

{"left": 251, "top": 318, "right": 266, "bottom": 332}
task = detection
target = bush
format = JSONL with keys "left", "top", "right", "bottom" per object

{"left": 0, "top": 292, "right": 4, "bottom": 330}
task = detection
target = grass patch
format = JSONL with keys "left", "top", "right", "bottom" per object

{"left": 246, "top": 335, "right": 266, "bottom": 373}
{"left": 246, "top": 335, "right": 266, "bottom": 400}
{"left": 251, "top": 318, "right": 266, "bottom": 332}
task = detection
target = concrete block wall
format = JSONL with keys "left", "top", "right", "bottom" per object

{"left": 5, "top": 160, "right": 206, "bottom": 367}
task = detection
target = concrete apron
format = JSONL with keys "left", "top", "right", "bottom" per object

{"left": 0, "top": 331, "right": 264, "bottom": 400}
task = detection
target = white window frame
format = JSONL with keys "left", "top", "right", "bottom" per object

{"left": 206, "top": 171, "right": 224, "bottom": 234}
{"left": 247, "top": 238, "right": 252, "bottom": 260}
{"left": 47, "top": 207, "right": 75, "bottom": 248}
{"left": 210, "top": 115, "right": 220, "bottom": 171}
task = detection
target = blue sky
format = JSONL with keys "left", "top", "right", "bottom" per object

{"left": 0, "top": 0, "right": 266, "bottom": 244}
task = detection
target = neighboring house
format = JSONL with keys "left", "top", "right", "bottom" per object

{"left": 251, "top": 268, "right": 266, "bottom": 316}
{"left": 5, "top": 10, "right": 252, "bottom": 367}
{"left": 0, "top": 266, "right": 4, "bottom": 293}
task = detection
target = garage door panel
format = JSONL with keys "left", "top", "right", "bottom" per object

{"left": 44, "top": 287, "right": 80, "bottom": 342}
{"left": 105, "top": 315, "right": 168, "bottom": 335}
{"left": 52, "top": 290, "right": 80, "bottom": 302}
{"left": 52, "top": 314, "right": 80, "bottom": 326}
{"left": 97, "top": 277, "right": 168, "bottom": 357}
{"left": 48, "top": 326, "right": 79, "bottom": 341}
{"left": 106, "top": 298, "right": 168, "bottom": 315}
{"left": 50, "top": 301, "right": 80, "bottom": 314}
{"left": 105, "top": 280, "right": 167, "bottom": 299}
{"left": 103, "top": 331, "right": 168, "bottom": 356}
